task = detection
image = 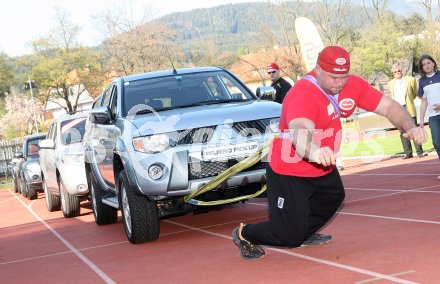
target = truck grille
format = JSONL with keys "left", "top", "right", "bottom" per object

{"left": 189, "top": 160, "right": 266, "bottom": 179}
{"left": 233, "top": 120, "right": 268, "bottom": 136}
{"left": 176, "top": 126, "right": 216, "bottom": 145}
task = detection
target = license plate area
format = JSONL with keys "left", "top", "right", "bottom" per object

{"left": 202, "top": 141, "right": 259, "bottom": 161}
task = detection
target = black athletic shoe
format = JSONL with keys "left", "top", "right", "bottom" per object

{"left": 232, "top": 226, "right": 265, "bottom": 259}
{"left": 301, "top": 233, "right": 332, "bottom": 247}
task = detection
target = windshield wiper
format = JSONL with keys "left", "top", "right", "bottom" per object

{"left": 132, "top": 106, "right": 175, "bottom": 115}
{"left": 132, "top": 99, "right": 247, "bottom": 114}
{"left": 192, "top": 99, "right": 246, "bottom": 106}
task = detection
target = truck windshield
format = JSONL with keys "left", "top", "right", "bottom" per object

{"left": 123, "top": 71, "right": 253, "bottom": 116}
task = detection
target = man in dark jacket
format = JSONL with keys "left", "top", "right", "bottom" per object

{"left": 266, "top": 63, "right": 292, "bottom": 104}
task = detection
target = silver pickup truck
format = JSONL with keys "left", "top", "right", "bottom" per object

{"left": 84, "top": 67, "right": 281, "bottom": 244}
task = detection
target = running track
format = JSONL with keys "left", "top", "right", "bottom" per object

{"left": 1, "top": 156, "right": 439, "bottom": 284}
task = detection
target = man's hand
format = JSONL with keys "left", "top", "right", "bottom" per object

{"left": 434, "top": 103, "right": 440, "bottom": 112}
{"left": 309, "top": 146, "right": 336, "bottom": 167}
{"left": 402, "top": 127, "right": 428, "bottom": 145}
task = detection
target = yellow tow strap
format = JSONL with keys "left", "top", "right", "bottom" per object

{"left": 184, "top": 138, "right": 273, "bottom": 206}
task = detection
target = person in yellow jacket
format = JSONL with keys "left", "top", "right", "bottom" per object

{"left": 388, "top": 63, "right": 427, "bottom": 159}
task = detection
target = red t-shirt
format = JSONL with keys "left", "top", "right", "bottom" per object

{"left": 269, "top": 72, "right": 383, "bottom": 177}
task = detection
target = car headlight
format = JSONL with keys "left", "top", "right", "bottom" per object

{"left": 133, "top": 134, "right": 170, "bottom": 153}
{"left": 62, "top": 154, "right": 84, "bottom": 165}
{"left": 267, "top": 118, "right": 280, "bottom": 133}
{"left": 25, "top": 162, "right": 41, "bottom": 174}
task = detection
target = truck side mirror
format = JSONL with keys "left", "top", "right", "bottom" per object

{"left": 256, "top": 86, "right": 276, "bottom": 101}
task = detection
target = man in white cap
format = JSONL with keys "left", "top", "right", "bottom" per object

{"left": 232, "top": 46, "right": 427, "bottom": 259}
{"left": 266, "top": 62, "right": 292, "bottom": 104}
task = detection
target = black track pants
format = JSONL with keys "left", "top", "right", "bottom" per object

{"left": 242, "top": 166, "right": 345, "bottom": 248}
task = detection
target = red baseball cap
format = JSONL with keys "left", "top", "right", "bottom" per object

{"left": 266, "top": 63, "right": 279, "bottom": 71}
{"left": 317, "top": 46, "right": 350, "bottom": 74}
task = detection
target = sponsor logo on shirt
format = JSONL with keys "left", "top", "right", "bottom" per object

{"left": 277, "top": 197, "right": 284, "bottom": 209}
{"left": 339, "top": 98, "right": 355, "bottom": 111}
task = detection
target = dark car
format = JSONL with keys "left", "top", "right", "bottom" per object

{"left": 14, "top": 133, "right": 47, "bottom": 199}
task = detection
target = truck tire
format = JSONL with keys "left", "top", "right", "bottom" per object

{"left": 59, "top": 179, "right": 80, "bottom": 218}
{"left": 28, "top": 185, "right": 37, "bottom": 200}
{"left": 13, "top": 179, "right": 18, "bottom": 193}
{"left": 90, "top": 171, "right": 117, "bottom": 225}
{"left": 43, "top": 177, "right": 61, "bottom": 211}
{"left": 21, "top": 176, "right": 30, "bottom": 198}
{"left": 119, "top": 170, "right": 159, "bottom": 244}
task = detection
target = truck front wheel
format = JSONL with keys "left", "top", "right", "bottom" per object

{"left": 119, "top": 170, "right": 159, "bottom": 244}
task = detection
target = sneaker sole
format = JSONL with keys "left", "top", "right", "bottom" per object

{"left": 300, "top": 239, "right": 331, "bottom": 247}
{"left": 232, "top": 227, "right": 265, "bottom": 260}
{"left": 300, "top": 236, "right": 332, "bottom": 247}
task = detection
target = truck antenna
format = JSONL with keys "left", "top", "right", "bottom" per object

{"left": 165, "top": 46, "right": 177, "bottom": 74}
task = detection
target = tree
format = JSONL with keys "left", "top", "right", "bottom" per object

{"left": 0, "top": 53, "right": 14, "bottom": 96}
{"left": 97, "top": 2, "right": 181, "bottom": 74}
{"left": 0, "top": 93, "right": 43, "bottom": 139}
{"left": 30, "top": 9, "right": 104, "bottom": 114}
{"left": 251, "top": 1, "right": 305, "bottom": 82}
{"left": 416, "top": 0, "right": 440, "bottom": 59}
{"left": 352, "top": 14, "right": 408, "bottom": 82}
{"left": 312, "top": 0, "right": 354, "bottom": 45}
{"left": 0, "top": 53, "right": 15, "bottom": 118}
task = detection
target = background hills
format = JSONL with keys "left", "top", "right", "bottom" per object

{"left": 154, "top": 0, "right": 425, "bottom": 57}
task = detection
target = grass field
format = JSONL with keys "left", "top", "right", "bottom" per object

{"left": 0, "top": 181, "right": 12, "bottom": 189}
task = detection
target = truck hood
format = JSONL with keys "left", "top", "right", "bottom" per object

{"left": 125, "top": 100, "right": 281, "bottom": 136}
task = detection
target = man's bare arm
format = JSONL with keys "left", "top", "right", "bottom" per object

{"left": 373, "top": 95, "right": 427, "bottom": 144}
{"left": 288, "top": 118, "right": 336, "bottom": 166}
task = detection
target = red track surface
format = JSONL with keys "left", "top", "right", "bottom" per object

{"left": 1, "top": 156, "right": 439, "bottom": 284}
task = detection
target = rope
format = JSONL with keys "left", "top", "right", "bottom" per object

{"left": 184, "top": 137, "right": 273, "bottom": 206}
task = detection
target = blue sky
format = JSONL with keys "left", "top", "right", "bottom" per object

{"left": 0, "top": 0, "right": 266, "bottom": 57}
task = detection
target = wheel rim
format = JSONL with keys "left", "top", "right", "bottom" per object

{"left": 91, "top": 183, "right": 98, "bottom": 219}
{"left": 121, "top": 184, "right": 132, "bottom": 236}
{"left": 43, "top": 179, "right": 50, "bottom": 209}
{"left": 59, "top": 182, "right": 66, "bottom": 210}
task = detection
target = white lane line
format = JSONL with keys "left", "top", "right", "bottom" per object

{"left": 0, "top": 197, "right": 15, "bottom": 205}
{"left": 345, "top": 184, "right": 440, "bottom": 203}
{"left": 164, "top": 220, "right": 418, "bottom": 284}
{"left": 338, "top": 212, "right": 440, "bottom": 225}
{"left": 162, "top": 215, "right": 267, "bottom": 237}
{"left": 356, "top": 270, "right": 416, "bottom": 284}
{"left": 1, "top": 241, "right": 129, "bottom": 266}
{"left": 7, "top": 189, "right": 115, "bottom": 284}
{"left": 348, "top": 173, "right": 438, "bottom": 176}
{"left": 1, "top": 216, "right": 268, "bottom": 266}
{"left": 248, "top": 202, "right": 440, "bottom": 225}
{"left": 346, "top": 184, "right": 440, "bottom": 192}
{"left": 0, "top": 222, "right": 40, "bottom": 232}
{"left": 0, "top": 250, "right": 72, "bottom": 265}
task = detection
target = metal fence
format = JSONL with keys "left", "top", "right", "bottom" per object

{"left": 0, "top": 139, "right": 23, "bottom": 177}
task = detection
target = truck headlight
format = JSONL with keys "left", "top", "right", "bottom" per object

{"left": 269, "top": 118, "right": 280, "bottom": 132}
{"left": 133, "top": 134, "right": 170, "bottom": 153}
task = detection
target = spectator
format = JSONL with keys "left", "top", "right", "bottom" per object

{"left": 388, "top": 63, "right": 427, "bottom": 159}
{"left": 417, "top": 54, "right": 440, "bottom": 180}
{"left": 266, "top": 63, "right": 292, "bottom": 104}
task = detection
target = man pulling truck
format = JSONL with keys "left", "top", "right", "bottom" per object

{"left": 232, "top": 46, "right": 428, "bottom": 259}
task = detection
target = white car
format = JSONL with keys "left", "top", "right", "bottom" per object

{"left": 39, "top": 112, "right": 89, "bottom": 218}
